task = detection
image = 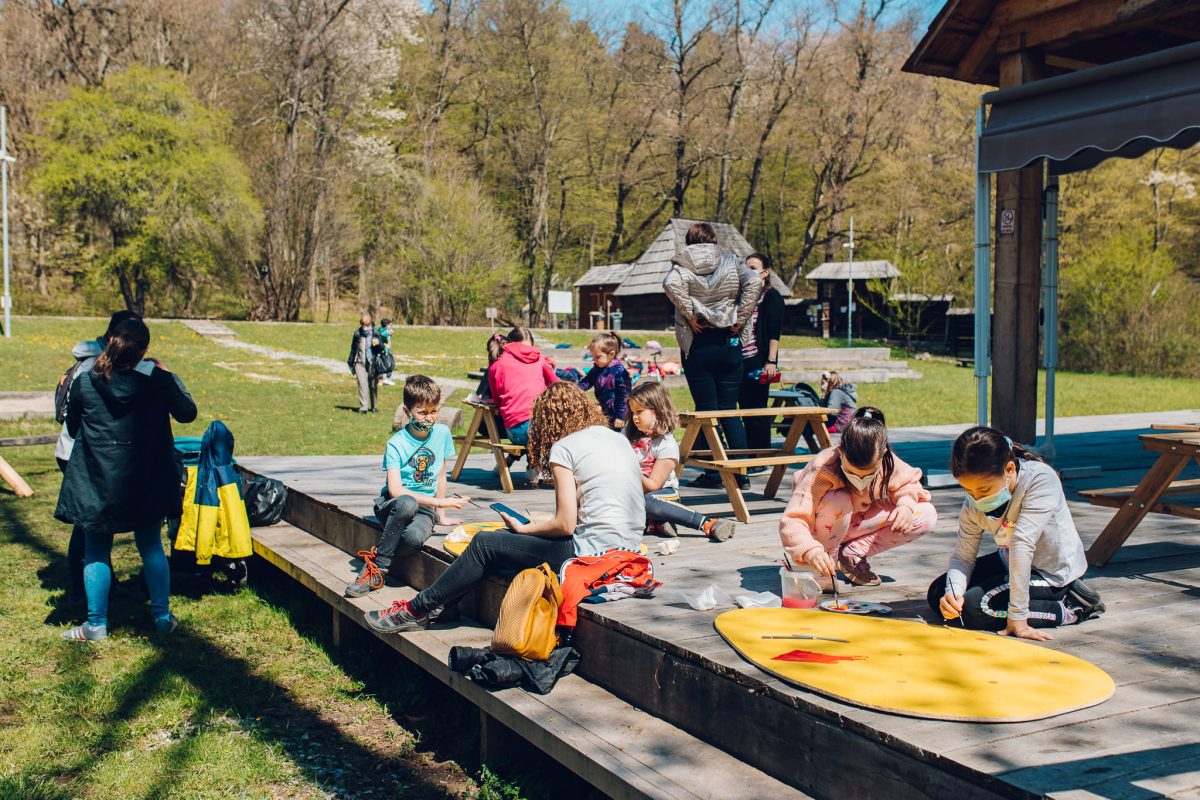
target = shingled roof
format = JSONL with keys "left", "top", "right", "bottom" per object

{"left": 612, "top": 218, "right": 791, "bottom": 297}
{"left": 574, "top": 263, "right": 633, "bottom": 288}
{"left": 805, "top": 260, "right": 900, "bottom": 281}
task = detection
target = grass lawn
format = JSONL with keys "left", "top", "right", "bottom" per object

{"left": 2, "top": 316, "right": 1198, "bottom": 798}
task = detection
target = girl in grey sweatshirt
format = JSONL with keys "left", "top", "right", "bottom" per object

{"left": 927, "top": 426, "right": 1104, "bottom": 640}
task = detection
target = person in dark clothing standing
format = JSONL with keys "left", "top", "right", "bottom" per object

{"left": 56, "top": 318, "right": 198, "bottom": 640}
{"left": 663, "top": 223, "right": 762, "bottom": 489}
{"left": 738, "top": 253, "right": 786, "bottom": 465}
{"left": 347, "top": 313, "right": 381, "bottom": 414}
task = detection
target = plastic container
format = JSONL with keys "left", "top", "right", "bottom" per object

{"left": 780, "top": 568, "right": 822, "bottom": 609}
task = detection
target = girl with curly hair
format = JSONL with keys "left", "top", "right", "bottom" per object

{"left": 366, "top": 382, "right": 645, "bottom": 634}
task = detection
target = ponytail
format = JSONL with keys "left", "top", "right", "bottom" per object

{"left": 94, "top": 318, "right": 150, "bottom": 381}
{"left": 840, "top": 406, "right": 894, "bottom": 495}
{"left": 950, "top": 426, "right": 1044, "bottom": 478}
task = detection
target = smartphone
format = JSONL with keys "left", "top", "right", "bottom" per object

{"left": 490, "top": 502, "right": 531, "bottom": 526}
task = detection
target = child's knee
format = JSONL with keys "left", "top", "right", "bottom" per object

{"left": 909, "top": 502, "right": 938, "bottom": 534}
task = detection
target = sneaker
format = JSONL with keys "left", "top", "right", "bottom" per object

{"left": 365, "top": 598, "right": 429, "bottom": 634}
{"left": 646, "top": 520, "right": 678, "bottom": 538}
{"left": 736, "top": 475, "right": 751, "bottom": 490}
{"left": 838, "top": 553, "right": 881, "bottom": 587}
{"left": 1065, "top": 578, "right": 1106, "bottom": 620}
{"left": 745, "top": 466, "right": 768, "bottom": 475}
{"left": 154, "top": 614, "right": 179, "bottom": 634}
{"left": 687, "top": 472, "right": 723, "bottom": 489}
{"left": 345, "top": 548, "right": 385, "bottom": 598}
{"left": 702, "top": 518, "right": 736, "bottom": 542}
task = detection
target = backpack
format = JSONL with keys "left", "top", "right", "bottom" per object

{"left": 491, "top": 563, "right": 562, "bottom": 661}
{"left": 244, "top": 477, "right": 287, "bottom": 526}
{"left": 372, "top": 349, "right": 395, "bottom": 376}
{"left": 790, "top": 381, "right": 822, "bottom": 407}
{"left": 54, "top": 361, "right": 88, "bottom": 424}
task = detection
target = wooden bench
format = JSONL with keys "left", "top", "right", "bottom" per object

{"left": 0, "top": 434, "right": 58, "bottom": 498}
{"left": 450, "top": 400, "right": 526, "bottom": 493}
{"left": 251, "top": 521, "right": 808, "bottom": 800}
{"left": 676, "top": 407, "right": 834, "bottom": 523}
{"left": 1084, "top": 431, "right": 1200, "bottom": 566}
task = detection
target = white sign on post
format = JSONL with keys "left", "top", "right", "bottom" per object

{"left": 547, "top": 291, "right": 573, "bottom": 316}
{"left": 485, "top": 307, "right": 498, "bottom": 320}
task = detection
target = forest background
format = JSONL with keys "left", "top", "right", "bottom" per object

{"left": 1, "top": 0, "right": 1198, "bottom": 377}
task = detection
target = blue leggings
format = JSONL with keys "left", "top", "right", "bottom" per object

{"left": 84, "top": 523, "right": 171, "bottom": 628}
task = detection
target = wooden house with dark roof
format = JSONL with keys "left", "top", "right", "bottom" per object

{"left": 609, "top": 218, "right": 790, "bottom": 330}
{"left": 573, "top": 263, "right": 632, "bottom": 328}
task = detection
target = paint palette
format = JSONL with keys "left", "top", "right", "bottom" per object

{"left": 714, "top": 608, "right": 1115, "bottom": 721}
{"left": 819, "top": 599, "right": 891, "bottom": 615}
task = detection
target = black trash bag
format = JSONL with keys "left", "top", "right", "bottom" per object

{"left": 244, "top": 477, "right": 287, "bottom": 526}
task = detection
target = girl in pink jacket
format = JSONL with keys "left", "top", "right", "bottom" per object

{"left": 486, "top": 327, "right": 559, "bottom": 446}
{"left": 779, "top": 407, "right": 936, "bottom": 587}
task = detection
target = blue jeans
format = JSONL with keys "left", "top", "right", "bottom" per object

{"left": 645, "top": 488, "right": 706, "bottom": 530}
{"left": 506, "top": 419, "right": 530, "bottom": 446}
{"left": 84, "top": 522, "right": 171, "bottom": 628}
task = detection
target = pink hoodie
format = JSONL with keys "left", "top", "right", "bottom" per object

{"left": 487, "top": 342, "right": 560, "bottom": 428}
{"left": 779, "top": 446, "right": 929, "bottom": 563}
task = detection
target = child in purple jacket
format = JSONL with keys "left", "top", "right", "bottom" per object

{"left": 578, "top": 331, "right": 631, "bottom": 429}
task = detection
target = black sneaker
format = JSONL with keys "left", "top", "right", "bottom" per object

{"left": 687, "top": 471, "right": 723, "bottom": 488}
{"left": 736, "top": 475, "right": 751, "bottom": 490}
{"left": 745, "top": 466, "right": 768, "bottom": 475}
{"left": 344, "top": 548, "right": 385, "bottom": 598}
{"left": 365, "top": 598, "right": 428, "bottom": 633}
{"left": 1066, "top": 579, "right": 1105, "bottom": 620}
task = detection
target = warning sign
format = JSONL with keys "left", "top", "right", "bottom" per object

{"left": 1000, "top": 209, "right": 1015, "bottom": 235}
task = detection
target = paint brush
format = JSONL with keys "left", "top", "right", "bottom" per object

{"left": 761, "top": 634, "right": 850, "bottom": 643}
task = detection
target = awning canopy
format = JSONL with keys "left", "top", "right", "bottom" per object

{"left": 979, "top": 41, "right": 1200, "bottom": 175}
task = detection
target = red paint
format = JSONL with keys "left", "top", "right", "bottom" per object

{"left": 782, "top": 597, "right": 818, "bottom": 609}
{"left": 772, "top": 649, "right": 866, "bottom": 664}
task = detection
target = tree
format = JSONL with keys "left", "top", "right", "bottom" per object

{"left": 34, "top": 66, "right": 261, "bottom": 315}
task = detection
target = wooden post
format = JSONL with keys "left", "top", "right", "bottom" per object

{"left": 0, "top": 454, "right": 33, "bottom": 497}
{"left": 991, "top": 50, "right": 1044, "bottom": 445}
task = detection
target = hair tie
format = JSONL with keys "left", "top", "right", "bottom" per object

{"left": 1004, "top": 435, "right": 1014, "bottom": 449}
{"left": 491, "top": 333, "right": 503, "bottom": 342}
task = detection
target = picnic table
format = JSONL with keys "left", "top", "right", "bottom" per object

{"left": 675, "top": 406, "right": 835, "bottom": 523}
{"left": 768, "top": 389, "right": 829, "bottom": 451}
{"left": 449, "top": 400, "right": 526, "bottom": 493}
{"left": 1081, "top": 431, "right": 1200, "bottom": 566}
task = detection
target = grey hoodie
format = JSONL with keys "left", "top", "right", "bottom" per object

{"left": 663, "top": 243, "right": 762, "bottom": 357}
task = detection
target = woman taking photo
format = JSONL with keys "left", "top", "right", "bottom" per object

{"left": 56, "top": 318, "right": 197, "bottom": 641}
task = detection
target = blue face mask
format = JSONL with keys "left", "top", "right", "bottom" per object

{"left": 971, "top": 485, "right": 1012, "bottom": 513}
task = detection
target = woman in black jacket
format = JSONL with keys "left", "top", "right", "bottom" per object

{"left": 56, "top": 318, "right": 198, "bottom": 640}
{"left": 738, "top": 253, "right": 786, "bottom": 457}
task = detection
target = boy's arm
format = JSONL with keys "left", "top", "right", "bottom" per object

{"left": 386, "top": 469, "right": 456, "bottom": 509}
{"left": 434, "top": 463, "right": 464, "bottom": 525}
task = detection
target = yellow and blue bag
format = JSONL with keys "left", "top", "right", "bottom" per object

{"left": 174, "top": 421, "right": 252, "bottom": 565}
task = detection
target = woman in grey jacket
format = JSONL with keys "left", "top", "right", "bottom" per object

{"left": 928, "top": 427, "right": 1104, "bottom": 640}
{"left": 663, "top": 223, "right": 762, "bottom": 488}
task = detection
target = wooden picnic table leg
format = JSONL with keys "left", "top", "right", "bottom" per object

{"left": 450, "top": 405, "right": 486, "bottom": 481}
{"left": 1085, "top": 450, "right": 1191, "bottom": 566}
{"left": 701, "top": 419, "right": 751, "bottom": 523}
{"left": 675, "top": 421, "right": 701, "bottom": 479}
{"left": 809, "top": 417, "right": 833, "bottom": 450}
{"left": 480, "top": 410, "right": 516, "bottom": 494}
{"left": 0, "top": 455, "right": 34, "bottom": 498}
{"left": 764, "top": 414, "right": 807, "bottom": 500}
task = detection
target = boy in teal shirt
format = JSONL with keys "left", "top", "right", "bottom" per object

{"left": 377, "top": 318, "right": 395, "bottom": 386}
{"left": 345, "top": 374, "right": 468, "bottom": 597}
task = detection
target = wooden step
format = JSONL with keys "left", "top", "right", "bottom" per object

{"left": 251, "top": 522, "right": 811, "bottom": 800}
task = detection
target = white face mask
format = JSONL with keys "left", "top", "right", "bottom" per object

{"left": 841, "top": 458, "right": 878, "bottom": 492}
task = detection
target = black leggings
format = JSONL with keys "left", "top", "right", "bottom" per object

{"left": 411, "top": 530, "right": 576, "bottom": 615}
{"left": 926, "top": 551, "right": 1070, "bottom": 630}
{"left": 684, "top": 330, "right": 747, "bottom": 455}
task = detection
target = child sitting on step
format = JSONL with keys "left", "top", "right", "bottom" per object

{"left": 780, "top": 407, "right": 936, "bottom": 588}
{"left": 486, "top": 327, "right": 559, "bottom": 446}
{"left": 625, "top": 382, "right": 736, "bottom": 542}
{"left": 928, "top": 426, "right": 1104, "bottom": 640}
{"left": 578, "top": 331, "right": 631, "bottom": 430}
{"left": 344, "top": 375, "right": 467, "bottom": 598}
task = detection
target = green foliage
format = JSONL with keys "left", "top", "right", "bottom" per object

{"left": 34, "top": 67, "right": 261, "bottom": 316}
{"left": 1059, "top": 230, "right": 1200, "bottom": 378}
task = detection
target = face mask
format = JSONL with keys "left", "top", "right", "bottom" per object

{"left": 971, "top": 485, "right": 1012, "bottom": 513}
{"left": 408, "top": 418, "right": 435, "bottom": 433}
{"left": 840, "top": 459, "right": 877, "bottom": 492}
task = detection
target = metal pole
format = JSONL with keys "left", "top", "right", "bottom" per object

{"left": 1, "top": 106, "right": 12, "bottom": 338}
{"left": 843, "top": 216, "right": 854, "bottom": 347}
{"left": 1041, "top": 174, "right": 1060, "bottom": 460}
{"left": 973, "top": 101, "right": 991, "bottom": 426}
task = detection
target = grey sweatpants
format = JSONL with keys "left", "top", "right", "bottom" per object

{"left": 355, "top": 363, "right": 377, "bottom": 411}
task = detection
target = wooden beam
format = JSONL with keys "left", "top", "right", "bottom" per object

{"left": 997, "top": 0, "right": 1200, "bottom": 54}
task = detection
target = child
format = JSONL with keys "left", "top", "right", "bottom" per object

{"left": 820, "top": 371, "right": 857, "bottom": 433}
{"left": 486, "top": 327, "right": 559, "bottom": 446}
{"left": 578, "top": 331, "right": 631, "bottom": 429}
{"left": 625, "top": 383, "right": 735, "bottom": 541}
{"left": 377, "top": 318, "right": 395, "bottom": 386}
{"left": 780, "top": 407, "right": 936, "bottom": 587}
{"left": 345, "top": 375, "right": 467, "bottom": 598}
{"left": 928, "top": 427, "right": 1104, "bottom": 640}
{"left": 365, "top": 382, "right": 645, "bottom": 633}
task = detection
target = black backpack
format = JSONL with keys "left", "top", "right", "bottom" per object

{"left": 244, "top": 477, "right": 287, "bottom": 526}
{"left": 54, "top": 361, "right": 88, "bottom": 424}
{"left": 790, "top": 382, "right": 823, "bottom": 407}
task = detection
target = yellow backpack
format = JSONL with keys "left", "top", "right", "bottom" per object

{"left": 491, "top": 563, "right": 562, "bottom": 661}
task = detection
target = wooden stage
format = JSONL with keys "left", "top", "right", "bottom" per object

{"left": 240, "top": 417, "right": 1200, "bottom": 800}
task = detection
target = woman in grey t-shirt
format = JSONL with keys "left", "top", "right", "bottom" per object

{"left": 365, "top": 383, "right": 645, "bottom": 634}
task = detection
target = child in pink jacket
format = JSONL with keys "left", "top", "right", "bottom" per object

{"left": 779, "top": 406, "right": 937, "bottom": 587}
{"left": 486, "top": 327, "right": 559, "bottom": 446}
